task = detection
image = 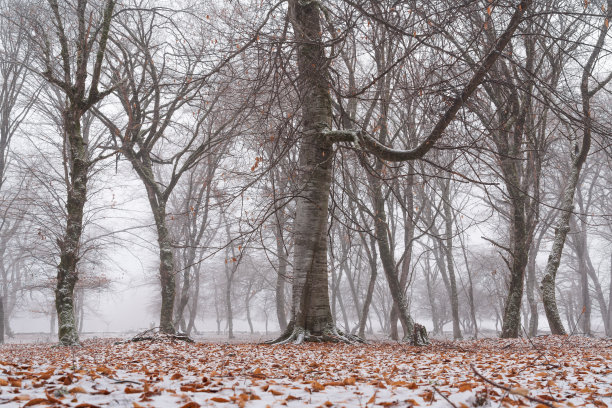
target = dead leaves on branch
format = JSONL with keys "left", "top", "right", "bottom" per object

{"left": 0, "top": 336, "right": 611, "bottom": 407}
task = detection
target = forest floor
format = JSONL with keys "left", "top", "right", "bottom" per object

{"left": 0, "top": 335, "right": 610, "bottom": 407}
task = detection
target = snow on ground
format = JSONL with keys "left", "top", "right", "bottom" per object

{"left": 0, "top": 336, "right": 610, "bottom": 407}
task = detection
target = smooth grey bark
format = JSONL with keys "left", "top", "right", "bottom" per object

{"left": 275, "top": 0, "right": 339, "bottom": 343}
{"left": 540, "top": 1, "right": 611, "bottom": 334}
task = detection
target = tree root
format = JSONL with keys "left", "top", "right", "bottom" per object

{"left": 267, "top": 324, "right": 366, "bottom": 345}
{"left": 404, "top": 323, "right": 430, "bottom": 346}
{"left": 115, "top": 327, "right": 194, "bottom": 344}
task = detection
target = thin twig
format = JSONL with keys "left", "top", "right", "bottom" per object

{"left": 471, "top": 364, "right": 555, "bottom": 408}
{"left": 432, "top": 385, "right": 458, "bottom": 408}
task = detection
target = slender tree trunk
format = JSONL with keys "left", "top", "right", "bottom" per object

{"left": 442, "top": 180, "right": 462, "bottom": 339}
{"left": 0, "top": 294, "right": 4, "bottom": 344}
{"left": 186, "top": 265, "right": 200, "bottom": 336}
{"left": 541, "top": 0, "right": 611, "bottom": 334}
{"left": 50, "top": 309, "right": 56, "bottom": 336}
{"left": 459, "top": 232, "right": 478, "bottom": 338}
{"left": 526, "top": 242, "right": 539, "bottom": 336}
{"left": 56, "top": 111, "right": 87, "bottom": 346}
{"left": 225, "top": 265, "right": 234, "bottom": 339}
{"left": 358, "top": 236, "right": 377, "bottom": 339}
{"left": 175, "top": 263, "right": 191, "bottom": 331}
{"left": 371, "top": 172, "right": 426, "bottom": 344}
{"left": 608, "top": 253, "right": 612, "bottom": 336}
{"left": 246, "top": 294, "right": 254, "bottom": 334}
{"left": 275, "top": 223, "right": 288, "bottom": 332}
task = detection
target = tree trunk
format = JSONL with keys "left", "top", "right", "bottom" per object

{"left": 175, "top": 263, "right": 191, "bottom": 332}
{"left": 500, "top": 192, "right": 531, "bottom": 338}
{"left": 358, "top": 236, "right": 377, "bottom": 339}
{"left": 608, "top": 253, "right": 612, "bottom": 336}
{"left": 274, "top": 0, "right": 338, "bottom": 343}
{"left": 274, "top": 223, "right": 288, "bottom": 332}
{"left": 442, "top": 179, "right": 462, "bottom": 340}
{"left": 371, "top": 171, "right": 426, "bottom": 344}
{"left": 225, "top": 267, "right": 234, "bottom": 339}
{"left": 153, "top": 204, "right": 176, "bottom": 334}
{"left": 246, "top": 294, "right": 254, "bottom": 334}
{"left": 0, "top": 294, "right": 4, "bottom": 344}
{"left": 56, "top": 111, "right": 87, "bottom": 346}
{"left": 186, "top": 265, "right": 200, "bottom": 336}
{"left": 526, "top": 242, "right": 538, "bottom": 336}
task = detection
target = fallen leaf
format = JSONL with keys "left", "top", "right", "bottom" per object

{"left": 210, "top": 397, "right": 229, "bottom": 403}
{"left": 343, "top": 377, "right": 356, "bottom": 386}
{"left": 23, "top": 399, "right": 51, "bottom": 407}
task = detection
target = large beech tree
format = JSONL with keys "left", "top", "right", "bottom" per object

{"left": 273, "top": 0, "right": 533, "bottom": 344}
{"left": 23, "top": 0, "right": 117, "bottom": 345}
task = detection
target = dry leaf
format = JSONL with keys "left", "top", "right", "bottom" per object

{"left": 210, "top": 397, "right": 230, "bottom": 403}
{"left": 23, "top": 399, "right": 50, "bottom": 407}
{"left": 510, "top": 387, "right": 529, "bottom": 397}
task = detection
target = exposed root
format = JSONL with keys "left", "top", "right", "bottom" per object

{"left": 267, "top": 324, "right": 366, "bottom": 345}
{"left": 402, "top": 323, "right": 430, "bottom": 346}
{"left": 115, "top": 327, "right": 194, "bottom": 344}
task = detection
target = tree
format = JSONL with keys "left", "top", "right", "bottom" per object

{"left": 97, "top": 4, "right": 260, "bottom": 333}
{"left": 541, "top": 0, "right": 612, "bottom": 335}
{"left": 19, "top": 0, "right": 117, "bottom": 345}
{"left": 273, "top": 0, "right": 533, "bottom": 344}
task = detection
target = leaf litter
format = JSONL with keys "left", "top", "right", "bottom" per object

{"left": 0, "top": 335, "right": 610, "bottom": 407}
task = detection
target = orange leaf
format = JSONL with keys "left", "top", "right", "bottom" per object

{"left": 124, "top": 386, "right": 144, "bottom": 394}
{"left": 343, "top": 377, "right": 356, "bottom": 386}
{"left": 69, "top": 386, "right": 88, "bottom": 394}
{"left": 210, "top": 397, "right": 230, "bottom": 403}
{"left": 458, "top": 383, "right": 474, "bottom": 392}
{"left": 270, "top": 389, "right": 283, "bottom": 396}
{"left": 23, "top": 399, "right": 50, "bottom": 407}
{"left": 311, "top": 381, "right": 325, "bottom": 392}
{"left": 510, "top": 387, "right": 529, "bottom": 397}
{"left": 180, "top": 403, "right": 201, "bottom": 408}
